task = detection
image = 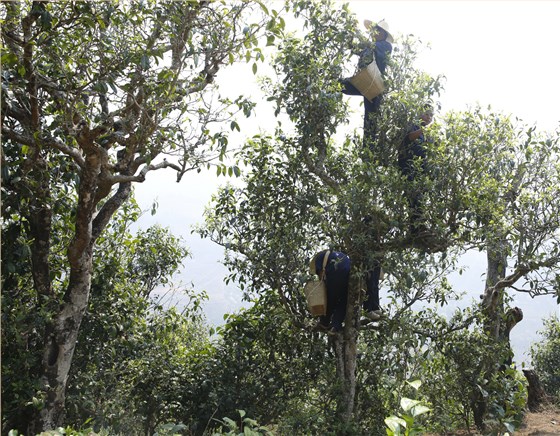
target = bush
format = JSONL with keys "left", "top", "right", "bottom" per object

{"left": 530, "top": 316, "right": 560, "bottom": 404}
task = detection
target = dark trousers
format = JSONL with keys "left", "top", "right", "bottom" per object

{"left": 319, "top": 255, "right": 350, "bottom": 331}
{"left": 401, "top": 169, "right": 425, "bottom": 235}
{"left": 364, "top": 262, "right": 381, "bottom": 312}
{"left": 340, "top": 80, "right": 382, "bottom": 152}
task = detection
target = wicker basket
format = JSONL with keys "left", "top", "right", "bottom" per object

{"left": 349, "top": 60, "right": 384, "bottom": 102}
{"left": 304, "top": 280, "right": 327, "bottom": 317}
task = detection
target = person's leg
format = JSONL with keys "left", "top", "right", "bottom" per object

{"left": 364, "top": 263, "right": 381, "bottom": 312}
{"left": 330, "top": 282, "right": 348, "bottom": 331}
{"left": 326, "top": 255, "right": 351, "bottom": 331}
{"left": 363, "top": 96, "right": 383, "bottom": 153}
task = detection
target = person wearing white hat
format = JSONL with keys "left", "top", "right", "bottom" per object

{"left": 340, "top": 19, "right": 393, "bottom": 153}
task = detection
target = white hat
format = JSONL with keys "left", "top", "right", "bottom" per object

{"left": 364, "top": 19, "right": 393, "bottom": 43}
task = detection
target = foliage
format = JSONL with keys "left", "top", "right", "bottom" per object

{"left": 530, "top": 315, "right": 560, "bottom": 404}
{"left": 406, "top": 307, "right": 526, "bottom": 433}
{"left": 385, "top": 380, "right": 431, "bottom": 436}
{"left": 66, "top": 215, "right": 209, "bottom": 434}
{"left": 201, "top": 295, "right": 331, "bottom": 435}
{"left": 199, "top": 0, "right": 560, "bottom": 431}
{"left": 211, "top": 410, "right": 274, "bottom": 436}
{"left": 4, "top": 0, "right": 560, "bottom": 432}
{"left": 1, "top": 0, "right": 280, "bottom": 430}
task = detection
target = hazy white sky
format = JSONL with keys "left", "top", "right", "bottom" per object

{"left": 135, "top": 1, "right": 560, "bottom": 360}
{"left": 348, "top": 1, "right": 560, "bottom": 129}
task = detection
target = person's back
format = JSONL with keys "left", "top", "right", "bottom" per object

{"left": 312, "top": 250, "right": 350, "bottom": 333}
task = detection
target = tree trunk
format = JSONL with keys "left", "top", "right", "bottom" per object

{"left": 333, "top": 273, "right": 362, "bottom": 425}
{"left": 35, "top": 151, "right": 132, "bottom": 430}
{"left": 472, "top": 242, "right": 508, "bottom": 430}
{"left": 39, "top": 270, "right": 93, "bottom": 429}
{"left": 523, "top": 369, "right": 549, "bottom": 412}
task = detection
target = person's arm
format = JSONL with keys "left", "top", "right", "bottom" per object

{"left": 407, "top": 127, "right": 423, "bottom": 141}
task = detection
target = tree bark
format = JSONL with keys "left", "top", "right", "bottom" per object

{"left": 37, "top": 149, "right": 131, "bottom": 429}
{"left": 473, "top": 240, "right": 526, "bottom": 430}
{"left": 523, "top": 369, "right": 549, "bottom": 412}
{"left": 333, "top": 273, "right": 362, "bottom": 424}
{"left": 472, "top": 242, "right": 509, "bottom": 430}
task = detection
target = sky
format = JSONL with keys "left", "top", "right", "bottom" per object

{"left": 134, "top": 1, "right": 560, "bottom": 363}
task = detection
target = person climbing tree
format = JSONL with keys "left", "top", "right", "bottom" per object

{"left": 398, "top": 105, "right": 434, "bottom": 237}
{"left": 340, "top": 19, "right": 393, "bottom": 152}
{"left": 310, "top": 250, "right": 351, "bottom": 334}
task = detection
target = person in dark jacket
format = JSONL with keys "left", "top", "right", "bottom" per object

{"left": 398, "top": 105, "right": 433, "bottom": 235}
{"left": 310, "top": 250, "right": 351, "bottom": 333}
{"left": 340, "top": 19, "right": 393, "bottom": 152}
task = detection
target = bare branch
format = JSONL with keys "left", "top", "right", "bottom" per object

{"left": 91, "top": 181, "right": 132, "bottom": 242}
{"left": 45, "top": 137, "right": 86, "bottom": 168}
{"left": 109, "top": 159, "right": 183, "bottom": 184}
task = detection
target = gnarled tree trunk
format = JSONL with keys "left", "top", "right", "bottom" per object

{"left": 473, "top": 240, "right": 524, "bottom": 430}
{"left": 333, "top": 273, "right": 362, "bottom": 424}
{"left": 37, "top": 148, "right": 132, "bottom": 429}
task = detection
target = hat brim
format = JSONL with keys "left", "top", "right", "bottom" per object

{"left": 363, "top": 19, "right": 394, "bottom": 43}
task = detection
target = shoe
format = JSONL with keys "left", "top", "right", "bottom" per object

{"left": 366, "top": 310, "right": 382, "bottom": 321}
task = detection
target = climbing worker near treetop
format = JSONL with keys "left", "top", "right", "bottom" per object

{"left": 398, "top": 104, "right": 434, "bottom": 237}
{"left": 309, "top": 250, "right": 351, "bottom": 334}
{"left": 340, "top": 19, "right": 393, "bottom": 152}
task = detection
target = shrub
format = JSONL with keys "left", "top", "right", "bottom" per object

{"left": 530, "top": 316, "right": 560, "bottom": 404}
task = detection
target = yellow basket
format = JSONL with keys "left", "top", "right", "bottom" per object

{"left": 304, "top": 280, "right": 327, "bottom": 317}
{"left": 349, "top": 61, "right": 384, "bottom": 102}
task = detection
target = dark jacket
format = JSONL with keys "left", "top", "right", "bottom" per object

{"left": 357, "top": 39, "right": 392, "bottom": 74}
{"left": 398, "top": 124, "right": 428, "bottom": 178}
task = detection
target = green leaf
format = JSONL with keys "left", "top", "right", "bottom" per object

{"left": 400, "top": 397, "right": 420, "bottom": 412}
{"left": 1, "top": 52, "right": 18, "bottom": 67}
{"left": 385, "top": 416, "right": 406, "bottom": 432}
{"left": 252, "top": 63, "right": 257, "bottom": 74}
{"left": 406, "top": 379, "right": 422, "bottom": 390}
{"left": 223, "top": 417, "right": 237, "bottom": 429}
{"left": 410, "top": 405, "right": 431, "bottom": 417}
{"left": 140, "top": 54, "right": 150, "bottom": 69}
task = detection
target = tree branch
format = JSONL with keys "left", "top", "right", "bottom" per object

{"left": 91, "top": 181, "right": 132, "bottom": 242}
{"left": 487, "top": 256, "right": 560, "bottom": 294}
{"left": 109, "top": 159, "right": 183, "bottom": 184}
